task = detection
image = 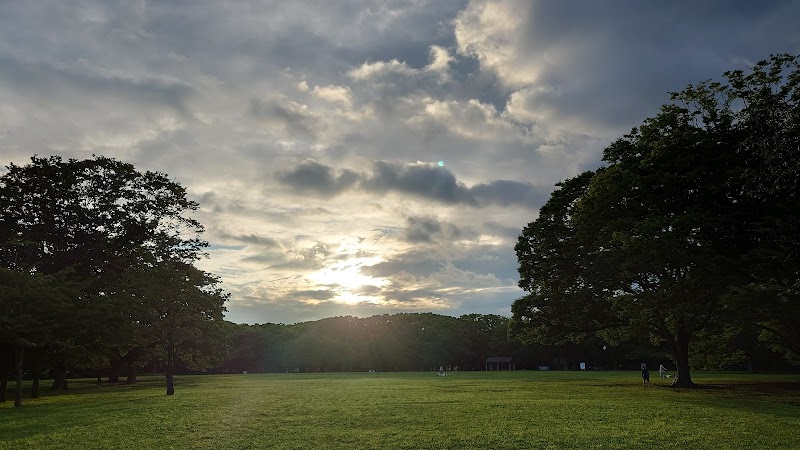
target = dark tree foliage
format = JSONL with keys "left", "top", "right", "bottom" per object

{"left": 512, "top": 54, "right": 800, "bottom": 387}
{"left": 217, "top": 313, "right": 538, "bottom": 373}
{"left": 213, "top": 312, "right": 680, "bottom": 374}
{"left": 0, "top": 155, "right": 206, "bottom": 276}
{"left": 0, "top": 155, "right": 226, "bottom": 400}
{"left": 512, "top": 172, "right": 617, "bottom": 345}
{"left": 0, "top": 269, "right": 77, "bottom": 406}
{"left": 122, "top": 261, "right": 227, "bottom": 395}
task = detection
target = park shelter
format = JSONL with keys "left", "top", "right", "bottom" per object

{"left": 485, "top": 357, "right": 514, "bottom": 371}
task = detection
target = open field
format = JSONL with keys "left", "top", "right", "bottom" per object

{"left": 2, "top": 371, "right": 799, "bottom": 449}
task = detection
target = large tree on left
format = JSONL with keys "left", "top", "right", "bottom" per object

{"left": 0, "top": 155, "right": 208, "bottom": 392}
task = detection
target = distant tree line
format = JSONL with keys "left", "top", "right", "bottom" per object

{"left": 223, "top": 313, "right": 522, "bottom": 373}
{"left": 512, "top": 54, "right": 800, "bottom": 387}
{"left": 218, "top": 312, "right": 792, "bottom": 375}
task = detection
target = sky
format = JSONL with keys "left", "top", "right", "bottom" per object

{"left": 1, "top": 1, "right": 798, "bottom": 324}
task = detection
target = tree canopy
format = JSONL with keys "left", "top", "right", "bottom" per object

{"left": 513, "top": 54, "right": 800, "bottom": 387}
{"left": 0, "top": 155, "right": 226, "bottom": 403}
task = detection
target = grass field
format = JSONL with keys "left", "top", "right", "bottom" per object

{"left": 2, "top": 371, "right": 799, "bottom": 449}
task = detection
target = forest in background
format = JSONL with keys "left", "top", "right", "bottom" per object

{"left": 218, "top": 312, "right": 794, "bottom": 375}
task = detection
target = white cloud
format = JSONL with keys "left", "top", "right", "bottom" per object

{"left": 407, "top": 97, "right": 528, "bottom": 142}
{"left": 348, "top": 45, "right": 454, "bottom": 82}
{"left": 311, "top": 84, "right": 353, "bottom": 108}
{"left": 426, "top": 45, "right": 454, "bottom": 74}
{"left": 348, "top": 59, "right": 420, "bottom": 80}
{"left": 454, "top": 0, "right": 538, "bottom": 87}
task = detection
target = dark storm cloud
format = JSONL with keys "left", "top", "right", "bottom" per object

{"left": 403, "top": 215, "right": 463, "bottom": 243}
{"left": 277, "top": 159, "right": 359, "bottom": 197}
{"left": 364, "top": 160, "right": 477, "bottom": 204}
{"left": 361, "top": 252, "right": 441, "bottom": 279}
{"left": 366, "top": 163, "right": 548, "bottom": 209}
{"left": 404, "top": 216, "right": 442, "bottom": 243}
{"left": 276, "top": 159, "right": 548, "bottom": 209}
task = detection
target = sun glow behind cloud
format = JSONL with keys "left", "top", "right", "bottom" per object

{"left": 308, "top": 237, "right": 388, "bottom": 305}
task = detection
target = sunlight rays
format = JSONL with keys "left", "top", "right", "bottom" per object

{"left": 308, "top": 255, "right": 387, "bottom": 305}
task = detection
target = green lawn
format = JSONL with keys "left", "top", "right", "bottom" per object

{"left": 2, "top": 371, "right": 799, "bottom": 449}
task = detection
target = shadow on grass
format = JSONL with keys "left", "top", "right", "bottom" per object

{"left": 585, "top": 376, "right": 800, "bottom": 419}
{"left": 709, "top": 381, "right": 800, "bottom": 405}
{"left": 1, "top": 376, "right": 212, "bottom": 443}
{"left": 1, "top": 376, "right": 205, "bottom": 407}
{"left": 654, "top": 381, "right": 800, "bottom": 420}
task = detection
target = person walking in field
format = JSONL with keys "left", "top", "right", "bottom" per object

{"left": 659, "top": 364, "right": 667, "bottom": 378}
{"left": 641, "top": 367, "right": 650, "bottom": 386}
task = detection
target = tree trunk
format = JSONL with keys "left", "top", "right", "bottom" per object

{"left": 30, "top": 352, "right": 41, "bottom": 399}
{"left": 166, "top": 339, "right": 175, "bottom": 395}
{"left": 672, "top": 331, "right": 694, "bottom": 388}
{"left": 126, "top": 363, "right": 137, "bottom": 384}
{"left": 0, "top": 372, "right": 7, "bottom": 403}
{"left": 1, "top": 350, "right": 9, "bottom": 403}
{"left": 50, "top": 359, "right": 68, "bottom": 391}
{"left": 166, "top": 370, "right": 174, "bottom": 395}
{"left": 14, "top": 347, "right": 24, "bottom": 407}
{"left": 125, "top": 348, "right": 141, "bottom": 384}
{"left": 108, "top": 357, "right": 121, "bottom": 383}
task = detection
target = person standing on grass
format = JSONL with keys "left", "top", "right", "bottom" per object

{"left": 659, "top": 364, "right": 667, "bottom": 378}
{"left": 641, "top": 367, "right": 650, "bottom": 386}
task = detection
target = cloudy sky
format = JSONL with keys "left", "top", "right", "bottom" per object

{"left": 1, "top": 1, "right": 798, "bottom": 324}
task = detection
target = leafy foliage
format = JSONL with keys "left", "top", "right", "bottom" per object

{"left": 0, "top": 155, "right": 226, "bottom": 402}
{"left": 512, "top": 54, "right": 800, "bottom": 386}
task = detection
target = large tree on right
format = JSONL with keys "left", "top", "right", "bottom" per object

{"left": 513, "top": 54, "right": 799, "bottom": 387}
